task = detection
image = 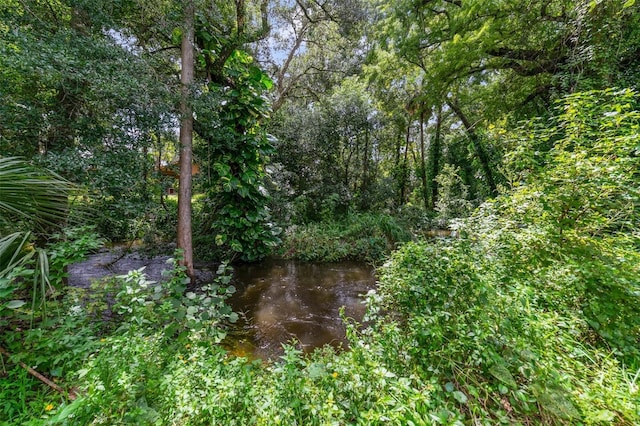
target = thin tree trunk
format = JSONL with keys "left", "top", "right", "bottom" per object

{"left": 360, "top": 125, "right": 371, "bottom": 205}
{"left": 157, "top": 139, "right": 168, "bottom": 211}
{"left": 399, "top": 123, "right": 411, "bottom": 206}
{"left": 142, "top": 144, "right": 149, "bottom": 202}
{"left": 447, "top": 99, "right": 497, "bottom": 196}
{"left": 343, "top": 137, "right": 355, "bottom": 190}
{"left": 430, "top": 104, "right": 443, "bottom": 209}
{"left": 177, "top": 0, "right": 195, "bottom": 282}
{"left": 353, "top": 134, "right": 360, "bottom": 193}
{"left": 392, "top": 129, "right": 403, "bottom": 208}
{"left": 418, "top": 108, "right": 429, "bottom": 211}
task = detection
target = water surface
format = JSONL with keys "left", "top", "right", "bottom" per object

{"left": 226, "top": 260, "right": 376, "bottom": 360}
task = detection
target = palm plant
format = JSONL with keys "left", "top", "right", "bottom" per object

{"left": 0, "top": 157, "right": 72, "bottom": 312}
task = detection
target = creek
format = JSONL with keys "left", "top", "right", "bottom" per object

{"left": 68, "top": 252, "right": 376, "bottom": 360}
{"left": 225, "top": 260, "right": 376, "bottom": 360}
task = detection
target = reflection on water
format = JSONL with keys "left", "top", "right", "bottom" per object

{"left": 225, "top": 260, "right": 376, "bottom": 360}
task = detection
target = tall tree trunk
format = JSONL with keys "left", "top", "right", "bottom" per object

{"left": 399, "top": 123, "right": 411, "bottom": 206}
{"left": 392, "top": 129, "right": 403, "bottom": 208}
{"left": 177, "top": 0, "right": 195, "bottom": 282}
{"left": 447, "top": 99, "right": 497, "bottom": 197}
{"left": 430, "top": 104, "right": 443, "bottom": 209}
{"left": 360, "top": 125, "right": 371, "bottom": 206}
{"left": 418, "top": 108, "right": 429, "bottom": 211}
{"left": 142, "top": 144, "right": 149, "bottom": 202}
{"left": 157, "top": 141, "right": 168, "bottom": 211}
{"left": 394, "top": 129, "right": 402, "bottom": 168}
{"left": 343, "top": 137, "right": 355, "bottom": 190}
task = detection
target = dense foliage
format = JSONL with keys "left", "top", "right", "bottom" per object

{"left": 279, "top": 213, "right": 412, "bottom": 263}
{"left": 2, "top": 88, "right": 638, "bottom": 425}
{"left": 366, "top": 90, "right": 640, "bottom": 423}
{"left": 194, "top": 50, "right": 280, "bottom": 262}
{"left": 1, "top": 0, "right": 639, "bottom": 424}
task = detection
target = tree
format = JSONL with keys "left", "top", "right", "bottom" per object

{"left": 0, "top": 0, "right": 176, "bottom": 241}
{"left": 2, "top": 0, "right": 280, "bottom": 263}
{"left": 259, "top": 0, "right": 369, "bottom": 112}
{"left": 118, "top": 0, "right": 278, "bottom": 263}
{"left": 183, "top": 1, "right": 279, "bottom": 261}
{"left": 177, "top": 0, "right": 195, "bottom": 280}
{"left": 368, "top": 0, "right": 640, "bottom": 205}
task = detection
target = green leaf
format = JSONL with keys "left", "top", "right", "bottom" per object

{"left": 307, "top": 362, "right": 325, "bottom": 379}
{"left": 591, "top": 410, "right": 616, "bottom": 422}
{"left": 0, "top": 287, "right": 16, "bottom": 298}
{"left": 260, "top": 74, "right": 273, "bottom": 90}
{"left": 171, "top": 28, "right": 183, "bottom": 45}
{"left": 452, "top": 391, "right": 468, "bottom": 404}
{"left": 5, "top": 299, "right": 26, "bottom": 309}
{"left": 532, "top": 383, "right": 580, "bottom": 419}
{"left": 215, "top": 234, "right": 227, "bottom": 246}
{"left": 489, "top": 364, "right": 517, "bottom": 389}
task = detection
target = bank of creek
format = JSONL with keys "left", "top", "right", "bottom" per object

{"left": 68, "top": 250, "right": 377, "bottom": 360}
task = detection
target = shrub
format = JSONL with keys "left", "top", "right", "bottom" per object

{"left": 279, "top": 213, "right": 412, "bottom": 263}
{"left": 364, "top": 89, "right": 640, "bottom": 423}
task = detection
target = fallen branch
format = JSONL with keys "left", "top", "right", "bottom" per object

{"left": 0, "top": 346, "right": 78, "bottom": 400}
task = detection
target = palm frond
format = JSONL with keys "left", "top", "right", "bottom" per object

{"left": 0, "top": 157, "right": 73, "bottom": 231}
{"left": 0, "top": 158, "right": 74, "bottom": 314}
{"left": 0, "top": 231, "right": 33, "bottom": 277}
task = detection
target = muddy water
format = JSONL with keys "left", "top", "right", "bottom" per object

{"left": 67, "top": 251, "right": 376, "bottom": 360}
{"left": 226, "top": 260, "right": 376, "bottom": 360}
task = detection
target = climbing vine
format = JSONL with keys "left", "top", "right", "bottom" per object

{"left": 194, "top": 49, "right": 280, "bottom": 261}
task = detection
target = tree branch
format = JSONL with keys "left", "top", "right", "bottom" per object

{"left": 421, "top": 0, "right": 461, "bottom": 7}
{"left": 149, "top": 45, "right": 180, "bottom": 54}
{"left": 0, "top": 347, "right": 78, "bottom": 400}
{"left": 486, "top": 46, "right": 568, "bottom": 76}
{"left": 540, "top": 3, "right": 567, "bottom": 22}
{"left": 296, "top": 0, "right": 322, "bottom": 24}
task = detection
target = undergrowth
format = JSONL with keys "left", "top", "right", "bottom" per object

{"left": 1, "top": 89, "right": 639, "bottom": 424}
{"left": 279, "top": 213, "right": 413, "bottom": 263}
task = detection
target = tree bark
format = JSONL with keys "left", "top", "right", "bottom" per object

{"left": 430, "top": 104, "right": 443, "bottom": 209}
{"left": 418, "top": 108, "right": 429, "bottom": 210}
{"left": 177, "top": 0, "right": 195, "bottom": 282}
{"left": 399, "top": 123, "right": 411, "bottom": 206}
{"left": 361, "top": 125, "right": 371, "bottom": 198}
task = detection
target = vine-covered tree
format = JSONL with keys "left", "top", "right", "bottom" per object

{"left": 1, "top": 0, "right": 280, "bottom": 264}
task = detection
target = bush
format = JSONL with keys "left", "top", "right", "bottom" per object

{"left": 365, "top": 89, "right": 640, "bottom": 423}
{"left": 279, "top": 213, "right": 413, "bottom": 263}
{"left": 5, "top": 89, "right": 639, "bottom": 425}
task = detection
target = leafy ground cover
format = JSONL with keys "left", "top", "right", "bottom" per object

{"left": 2, "top": 217, "right": 637, "bottom": 424}
{"left": 1, "top": 89, "right": 639, "bottom": 425}
{"left": 278, "top": 213, "right": 413, "bottom": 264}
